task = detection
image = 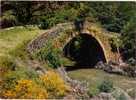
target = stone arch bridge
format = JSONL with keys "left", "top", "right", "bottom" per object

{"left": 27, "top": 22, "right": 120, "bottom": 64}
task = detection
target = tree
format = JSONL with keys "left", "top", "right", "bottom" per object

{"left": 121, "top": 15, "right": 136, "bottom": 60}
{"left": 111, "top": 36, "right": 123, "bottom": 63}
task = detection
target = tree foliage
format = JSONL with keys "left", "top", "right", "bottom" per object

{"left": 1, "top": 1, "right": 136, "bottom": 60}
{"left": 121, "top": 16, "right": 136, "bottom": 60}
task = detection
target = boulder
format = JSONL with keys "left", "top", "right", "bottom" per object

{"left": 95, "top": 61, "right": 125, "bottom": 75}
{"left": 95, "top": 61, "right": 106, "bottom": 69}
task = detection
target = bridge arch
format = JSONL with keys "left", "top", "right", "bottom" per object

{"left": 63, "top": 33, "right": 107, "bottom": 67}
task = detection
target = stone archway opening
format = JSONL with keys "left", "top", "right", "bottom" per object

{"left": 63, "top": 33, "right": 106, "bottom": 70}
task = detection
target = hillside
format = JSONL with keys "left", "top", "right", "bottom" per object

{"left": 0, "top": 26, "right": 44, "bottom": 68}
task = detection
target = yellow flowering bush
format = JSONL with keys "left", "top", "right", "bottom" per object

{"left": 41, "top": 71, "right": 70, "bottom": 97}
{"left": 1, "top": 71, "right": 70, "bottom": 99}
{"left": 1, "top": 79, "right": 48, "bottom": 99}
{"left": 1, "top": 90, "right": 16, "bottom": 99}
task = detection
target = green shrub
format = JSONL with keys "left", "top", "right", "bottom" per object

{"left": 98, "top": 80, "right": 114, "bottom": 93}
{"left": 38, "top": 18, "right": 50, "bottom": 29}
{"left": 74, "top": 36, "right": 83, "bottom": 51}
{"left": 38, "top": 15, "right": 61, "bottom": 29}
{"left": 34, "top": 42, "right": 61, "bottom": 68}
{"left": 0, "top": 74, "right": 17, "bottom": 91}
{"left": 1, "top": 10, "right": 17, "bottom": 28}
{"left": 117, "top": 93, "right": 127, "bottom": 100}
{"left": 121, "top": 16, "right": 136, "bottom": 60}
{"left": 54, "top": 8, "right": 78, "bottom": 22}
{"left": 0, "top": 56, "right": 16, "bottom": 71}
{"left": 60, "top": 57, "right": 75, "bottom": 66}
{"left": 88, "top": 85, "right": 100, "bottom": 97}
{"left": 46, "top": 51, "right": 61, "bottom": 68}
{"left": 3, "top": 67, "right": 39, "bottom": 81}
{"left": 128, "top": 89, "right": 136, "bottom": 99}
{"left": 38, "top": 8, "right": 78, "bottom": 29}
{"left": 128, "top": 58, "right": 136, "bottom": 66}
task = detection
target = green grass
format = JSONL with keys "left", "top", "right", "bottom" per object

{"left": 0, "top": 26, "right": 44, "bottom": 69}
{"left": 68, "top": 69, "right": 136, "bottom": 91}
{"left": 0, "top": 26, "right": 43, "bottom": 56}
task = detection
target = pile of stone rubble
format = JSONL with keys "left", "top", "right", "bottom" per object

{"left": 95, "top": 61, "right": 136, "bottom": 77}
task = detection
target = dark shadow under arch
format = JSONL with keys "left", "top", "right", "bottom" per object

{"left": 63, "top": 33, "right": 106, "bottom": 71}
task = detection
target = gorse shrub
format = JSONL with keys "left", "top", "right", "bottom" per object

{"left": 40, "top": 71, "right": 70, "bottom": 98}
{"left": 1, "top": 79, "right": 48, "bottom": 99}
{"left": 0, "top": 70, "right": 70, "bottom": 99}
{"left": 98, "top": 80, "right": 114, "bottom": 93}
{"left": 15, "top": 79, "right": 48, "bottom": 99}
{"left": 0, "top": 67, "right": 39, "bottom": 94}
